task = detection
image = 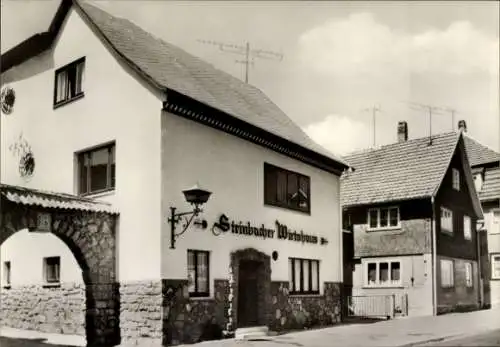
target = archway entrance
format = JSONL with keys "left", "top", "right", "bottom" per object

{"left": 0, "top": 184, "right": 120, "bottom": 347}
{"left": 230, "top": 248, "right": 271, "bottom": 329}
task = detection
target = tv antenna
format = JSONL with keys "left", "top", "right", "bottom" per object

{"left": 197, "top": 39, "right": 284, "bottom": 84}
{"left": 362, "top": 104, "right": 381, "bottom": 147}
{"left": 407, "top": 101, "right": 447, "bottom": 144}
{"left": 440, "top": 107, "right": 459, "bottom": 131}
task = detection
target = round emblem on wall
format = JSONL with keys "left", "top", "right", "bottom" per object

{"left": 1, "top": 86, "right": 16, "bottom": 115}
{"left": 19, "top": 150, "right": 35, "bottom": 179}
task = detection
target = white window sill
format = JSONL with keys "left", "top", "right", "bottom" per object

{"left": 80, "top": 189, "right": 115, "bottom": 199}
{"left": 367, "top": 226, "right": 401, "bottom": 232}
{"left": 288, "top": 293, "right": 322, "bottom": 298}
{"left": 363, "top": 285, "right": 404, "bottom": 289}
{"left": 189, "top": 296, "right": 214, "bottom": 301}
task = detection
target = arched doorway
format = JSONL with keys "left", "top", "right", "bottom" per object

{"left": 0, "top": 184, "right": 120, "bottom": 346}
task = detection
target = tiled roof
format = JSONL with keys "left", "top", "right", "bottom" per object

{"left": 1, "top": 184, "right": 118, "bottom": 214}
{"left": 341, "top": 132, "right": 459, "bottom": 207}
{"left": 464, "top": 135, "right": 500, "bottom": 167}
{"left": 76, "top": 1, "right": 347, "bottom": 168}
{"left": 480, "top": 167, "right": 500, "bottom": 202}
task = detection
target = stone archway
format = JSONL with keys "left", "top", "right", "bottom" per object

{"left": 0, "top": 185, "right": 120, "bottom": 347}
{"left": 229, "top": 248, "right": 271, "bottom": 329}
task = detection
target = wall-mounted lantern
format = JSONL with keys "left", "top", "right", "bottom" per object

{"left": 168, "top": 183, "right": 212, "bottom": 249}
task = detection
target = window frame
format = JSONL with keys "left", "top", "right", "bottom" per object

{"left": 53, "top": 57, "right": 86, "bottom": 108}
{"left": 465, "top": 261, "right": 473, "bottom": 288}
{"left": 440, "top": 259, "right": 454, "bottom": 288}
{"left": 491, "top": 253, "right": 500, "bottom": 280}
{"left": 264, "top": 162, "right": 311, "bottom": 214}
{"left": 187, "top": 249, "right": 210, "bottom": 298}
{"left": 289, "top": 257, "right": 320, "bottom": 295}
{"left": 463, "top": 215, "right": 472, "bottom": 240}
{"left": 452, "top": 168, "right": 460, "bottom": 191}
{"left": 43, "top": 256, "right": 61, "bottom": 285}
{"left": 364, "top": 259, "right": 402, "bottom": 287}
{"left": 440, "top": 207, "right": 453, "bottom": 234}
{"left": 76, "top": 142, "right": 116, "bottom": 196}
{"left": 367, "top": 206, "right": 401, "bottom": 231}
{"left": 3, "top": 261, "right": 11, "bottom": 288}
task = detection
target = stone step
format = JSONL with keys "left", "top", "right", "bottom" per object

{"left": 235, "top": 326, "right": 269, "bottom": 340}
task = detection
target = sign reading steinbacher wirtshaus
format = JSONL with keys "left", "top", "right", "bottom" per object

{"left": 211, "top": 214, "right": 328, "bottom": 245}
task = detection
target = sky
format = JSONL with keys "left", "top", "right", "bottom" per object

{"left": 1, "top": 0, "right": 499, "bottom": 155}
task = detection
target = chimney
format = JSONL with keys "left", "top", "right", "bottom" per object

{"left": 458, "top": 120, "right": 467, "bottom": 132}
{"left": 397, "top": 121, "right": 408, "bottom": 142}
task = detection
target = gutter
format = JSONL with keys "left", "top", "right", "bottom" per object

{"left": 431, "top": 196, "right": 438, "bottom": 316}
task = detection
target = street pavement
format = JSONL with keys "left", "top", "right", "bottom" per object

{"left": 1, "top": 307, "right": 499, "bottom": 347}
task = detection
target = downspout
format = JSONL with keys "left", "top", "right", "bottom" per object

{"left": 476, "top": 219, "right": 483, "bottom": 307}
{"left": 431, "top": 197, "right": 438, "bottom": 316}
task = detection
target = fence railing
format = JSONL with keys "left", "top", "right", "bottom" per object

{"left": 345, "top": 294, "right": 408, "bottom": 319}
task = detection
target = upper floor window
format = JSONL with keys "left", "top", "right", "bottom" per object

{"left": 264, "top": 163, "right": 310, "bottom": 213}
{"left": 474, "top": 173, "right": 484, "bottom": 192}
{"left": 440, "top": 259, "right": 454, "bottom": 288}
{"left": 463, "top": 215, "right": 472, "bottom": 240}
{"left": 43, "top": 256, "right": 60, "bottom": 284}
{"left": 365, "top": 260, "right": 401, "bottom": 287}
{"left": 187, "top": 250, "right": 209, "bottom": 297}
{"left": 452, "top": 168, "right": 460, "bottom": 191}
{"left": 3, "top": 261, "right": 11, "bottom": 287}
{"left": 367, "top": 207, "right": 400, "bottom": 230}
{"left": 441, "top": 207, "right": 453, "bottom": 233}
{"left": 54, "top": 57, "right": 85, "bottom": 107}
{"left": 289, "top": 258, "right": 319, "bottom": 295}
{"left": 77, "top": 143, "right": 115, "bottom": 196}
{"left": 490, "top": 212, "right": 500, "bottom": 235}
{"left": 492, "top": 254, "right": 500, "bottom": 280}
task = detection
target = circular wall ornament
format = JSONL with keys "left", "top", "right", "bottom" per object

{"left": 1, "top": 86, "right": 16, "bottom": 115}
{"left": 19, "top": 150, "right": 35, "bottom": 179}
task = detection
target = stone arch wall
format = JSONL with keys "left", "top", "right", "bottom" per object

{"left": 230, "top": 248, "right": 271, "bottom": 329}
{"left": 0, "top": 199, "right": 120, "bottom": 346}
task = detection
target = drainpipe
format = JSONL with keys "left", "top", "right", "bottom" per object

{"left": 476, "top": 219, "right": 483, "bottom": 308}
{"left": 431, "top": 197, "right": 438, "bottom": 316}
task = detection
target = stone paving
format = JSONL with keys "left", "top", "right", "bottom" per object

{"left": 1, "top": 307, "right": 499, "bottom": 347}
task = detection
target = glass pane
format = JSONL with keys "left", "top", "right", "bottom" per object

{"left": 368, "top": 263, "right": 376, "bottom": 284}
{"left": 379, "top": 262, "right": 389, "bottom": 284}
{"left": 391, "top": 262, "right": 400, "bottom": 283}
{"left": 56, "top": 70, "right": 67, "bottom": 102}
{"left": 187, "top": 252, "right": 195, "bottom": 293}
{"left": 276, "top": 171, "right": 287, "bottom": 204}
{"left": 298, "top": 176, "right": 309, "bottom": 210}
{"left": 303, "top": 260, "right": 310, "bottom": 292}
{"left": 294, "top": 259, "right": 301, "bottom": 291}
{"left": 389, "top": 208, "right": 399, "bottom": 226}
{"left": 90, "top": 148, "right": 109, "bottom": 192}
{"left": 289, "top": 259, "right": 293, "bottom": 290}
{"left": 197, "top": 252, "right": 208, "bottom": 293}
{"left": 380, "top": 209, "right": 388, "bottom": 227}
{"left": 369, "top": 210, "right": 378, "bottom": 228}
{"left": 287, "top": 173, "right": 298, "bottom": 208}
{"left": 75, "top": 61, "right": 85, "bottom": 94}
{"left": 265, "top": 167, "right": 277, "bottom": 204}
{"left": 67, "top": 65, "right": 77, "bottom": 98}
{"left": 311, "top": 261, "right": 318, "bottom": 291}
{"left": 79, "top": 153, "right": 89, "bottom": 194}
{"left": 110, "top": 146, "right": 116, "bottom": 188}
{"left": 494, "top": 257, "right": 500, "bottom": 278}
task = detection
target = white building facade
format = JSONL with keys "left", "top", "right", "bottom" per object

{"left": 0, "top": 1, "right": 348, "bottom": 345}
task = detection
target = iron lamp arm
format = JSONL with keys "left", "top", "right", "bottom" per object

{"left": 168, "top": 206, "right": 202, "bottom": 249}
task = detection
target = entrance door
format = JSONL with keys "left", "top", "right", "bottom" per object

{"left": 238, "top": 260, "right": 261, "bottom": 327}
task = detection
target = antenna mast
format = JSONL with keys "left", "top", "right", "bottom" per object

{"left": 362, "top": 104, "right": 381, "bottom": 147}
{"left": 197, "top": 39, "right": 284, "bottom": 83}
{"left": 407, "top": 102, "right": 447, "bottom": 144}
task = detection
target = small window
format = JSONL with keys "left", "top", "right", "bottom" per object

{"left": 3, "top": 261, "right": 11, "bottom": 287}
{"left": 452, "top": 168, "right": 460, "bottom": 191}
{"left": 474, "top": 173, "right": 483, "bottom": 192}
{"left": 367, "top": 207, "right": 400, "bottom": 230}
{"left": 490, "top": 212, "right": 500, "bottom": 235}
{"left": 492, "top": 254, "right": 500, "bottom": 280}
{"left": 54, "top": 57, "right": 85, "bottom": 106}
{"left": 78, "top": 143, "right": 115, "bottom": 195}
{"left": 365, "top": 261, "right": 402, "bottom": 286}
{"left": 465, "top": 262, "right": 473, "bottom": 288}
{"left": 441, "top": 207, "right": 453, "bottom": 233}
{"left": 187, "top": 250, "right": 209, "bottom": 297}
{"left": 44, "top": 257, "right": 60, "bottom": 284}
{"left": 264, "top": 163, "right": 310, "bottom": 213}
{"left": 289, "top": 258, "right": 319, "bottom": 295}
{"left": 440, "top": 259, "right": 454, "bottom": 288}
{"left": 464, "top": 215, "right": 472, "bottom": 240}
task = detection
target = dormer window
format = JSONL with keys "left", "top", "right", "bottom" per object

{"left": 452, "top": 168, "right": 460, "bottom": 191}
{"left": 54, "top": 57, "right": 85, "bottom": 107}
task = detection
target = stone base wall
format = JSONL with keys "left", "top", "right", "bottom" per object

{"left": 0, "top": 283, "right": 85, "bottom": 335}
{"left": 269, "top": 281, "right": 342, "bottom": 332}
{"left": 162, "top": 279, "right": 229, "bottom": 346}
{"left": 119, "top": 281, "right": 163, "bottom": 346}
